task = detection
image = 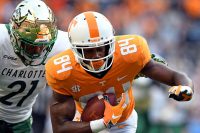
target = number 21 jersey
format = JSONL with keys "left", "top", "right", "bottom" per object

{"left": 0, "top": 24, "right": 70, "bottom": 123}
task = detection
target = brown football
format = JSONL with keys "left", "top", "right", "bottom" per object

{"left": 81, "top": 93, "right": 117, "bottom": 122}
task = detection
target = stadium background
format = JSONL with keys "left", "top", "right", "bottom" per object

{"left": 0, "top": 0, "right": 200, "bottom": 133}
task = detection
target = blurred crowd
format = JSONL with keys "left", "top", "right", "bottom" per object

{"left": 0, "top": 0, "right": 200, "bottom": 133}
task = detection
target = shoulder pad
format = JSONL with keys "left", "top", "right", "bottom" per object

{"left": 0, "top": 24, "right": 10, "bottom": 46}
{"left": 56, "top": 30, "right": 71, "bottom": 49}
{"left": 45, "top": 49, "right": 74, "bottom": 81}
{"left": 114, "top": 34, "right": 151, "bottom": 66}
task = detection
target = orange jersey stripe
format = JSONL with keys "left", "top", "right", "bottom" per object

{"left": 84, "top": 12, "right": 99, "bottom": 38}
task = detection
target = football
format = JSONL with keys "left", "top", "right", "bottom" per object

{"left": 81, "top": 93, "right": 117, "bottom": 122}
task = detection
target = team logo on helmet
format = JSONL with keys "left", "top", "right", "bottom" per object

{"left": 12, "top": 8, "right": 28, "bottom": 27}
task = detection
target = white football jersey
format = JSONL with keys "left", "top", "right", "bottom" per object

{"left": 0, "top": 24, "right": 70, "bottom": 123}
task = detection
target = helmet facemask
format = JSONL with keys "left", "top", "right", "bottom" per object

{"left": 72, "top": 37, "right": 115, "bottom": 73}
{"left": 9, "top": 0, "right": 57, "bottom": 66}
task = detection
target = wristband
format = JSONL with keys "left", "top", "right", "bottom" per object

{"left": 90, "top": 118, "right": 107, "bottom": 133}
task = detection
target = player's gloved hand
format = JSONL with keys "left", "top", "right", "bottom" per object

{"left": 168, "top": 85, "right": 193, "bottom": 101}
{"left": 103, "top": 93, "right": 127, "bottom": 126}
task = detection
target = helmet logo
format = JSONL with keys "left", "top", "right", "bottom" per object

{"left": 68, "top": 19, "right": 77, "bottom": 32}
{"left": 12, "top": 8, "right": 28, "bottom": 27}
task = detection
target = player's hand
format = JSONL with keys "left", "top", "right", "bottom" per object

{"left": 168, "top": 86, "right": 193, "bottom": 101}
{"left": 103, "top": 93, "right": 127, "bottom": 126}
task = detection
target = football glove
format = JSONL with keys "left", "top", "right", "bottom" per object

{"left": 168, "top": 85, "right": 193, "bottom": 101}
{"left": 103, "top": 93, "right": 127, "bottom": 126}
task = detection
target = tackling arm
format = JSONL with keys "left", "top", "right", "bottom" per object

{"left": 50, "top": 91, "right": 92, "bottom": 133}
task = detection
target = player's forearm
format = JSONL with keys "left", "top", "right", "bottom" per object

{"left": 142, "top": 60, "right": 194, "bottom": 90}
{"left": 52, "top": 121, "right": 92, "bottom": 133}
{"left": 50, "top": 95, "right": 92, "bottom": 133}
{"left": 50, "top": 103, "right": 92, "bottom": 133}
{"left": 172, "top": 71, "right": 194, "bottom": 91}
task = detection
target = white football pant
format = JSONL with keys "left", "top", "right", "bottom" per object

{"left": 99, "top": 109, "right": 138, "bottom": 133}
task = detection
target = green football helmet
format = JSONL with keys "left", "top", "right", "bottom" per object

{"left": 9, "top": 0, "right": 57, "bottom": 66}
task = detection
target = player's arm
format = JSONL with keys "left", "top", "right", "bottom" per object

{"left": 135, "top": 53, "right": 167, "bottom": 79}
{"left": 50, "top": 91, "right": 92, "bottom": 133}
{"left": 140, "top": 59, "right": 194, "bottom": 101}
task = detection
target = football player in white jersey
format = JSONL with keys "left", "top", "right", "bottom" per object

{"left": 0, "top": 0, "right": 70, "bottom": 132}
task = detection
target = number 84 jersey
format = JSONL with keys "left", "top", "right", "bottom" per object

{"left": 46, "top": 34, "right": 151, "bottom": 122}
